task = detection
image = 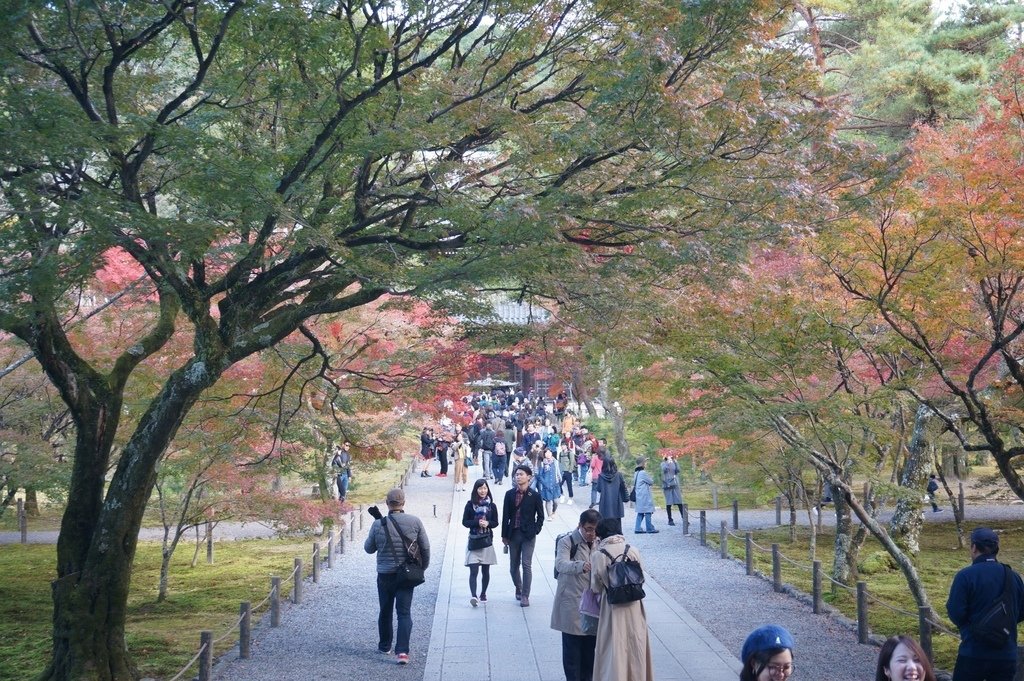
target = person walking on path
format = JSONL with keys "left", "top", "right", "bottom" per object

{"left": 590, "top": 517, "right": 653, "bottom": 681}
{"left": 479, "top": 422, "right": 497, "bottom": 480}
{"left": 452, "top": 432, "right": 471, "bottom": 492}
{"left": 594, "top": 458, "right": 627, "bottom": 533}
{"left": 502, "top": 464, "right": 545, "bottom": 607}
{"left": 631, "top": 459, "right": 658, "bottom": 534}
{"left": 927, "top": 474, "right": 941, "bottom": 513}
{"left": 739, "top": 625, "right": 794, "bottom": 681}
{"left": 946, "top": 527, "right": 1024, "bottom": 681}
{"left": 539, "top": 449, "right": 563, "bottom": 519}
{"left": 493, "top": 430, "right": 509, "bottom": 486}
{"left": 331, "top": 442, "right": 353, "bottom": 503}
{"left": 661, "top": 455, "right": 684, "bottom": 526}
{"left": 558, "top": 440, "right": 576, "bottom": 503}
{"left": 419, "top": 427, "right": 434, "bottom": 477}
{"left": 589, "top": 451, "right": 603, "bottom": 507}
{"left": 462, "top": 478, "right": 498, "bottom": 607}
{"left": 364, "top": 488, "right": 431, "bottom": 665}
{"left": 552, "top": 509, "right": 602, "bottom": 681}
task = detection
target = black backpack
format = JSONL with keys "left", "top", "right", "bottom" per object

{"left": 600, "top": 544, "right": 645, "bottom": 604}
{"left": 974, "top": 564, "right": 1018, "bottom": 648}
{"left": 553, "top": 532, "right": 580, "bottom": 579}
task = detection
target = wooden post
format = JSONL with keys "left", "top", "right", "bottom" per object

{"left": 433, "top": 504, "right": 437, "bottom": 518}
{"left": 699, "top": 511, "right": 707, "bottom": 546}
{"left": 349, "top": 519, "right": 355, "bottom": 542}
{"left": 919, "top": 607, "right": 933, "bottom": 662}
{"left": 293, "top": 558, "right": 303, "bottom": 604}
{"left": 359, "top": 505, "right": 364, "bottom": 530}
{"left": 339, "top": 527, "right": 346, "bottom": 554}
{"left": 959, "top": 482, "right": 965, "bottom": 517}
{"left": 199, "top": 631, "right": 213, "bottom": 681}
{"left": 327, "top": 533, "right": 335, "bottom": 569}
{"left": 812, "top": 560, "right": 822, "bottom": 614}
{"left": 312, "top": 542, "right": 321, "bottom": 583}
{"left": 18, "top": 499, "right": 27, "bottom": 544}
{"left": 732, "top": 499, "right": 739, "bottom": 530}
{"left": 857, "top": 581, "right": 869, "bottom": 644}
{"left": 681, "top": 504, "right": 690, "bottom": 535}
{"left": 772, "top": 543, "right": 782, "bottom": 592}
{"left": 775, "top": 496, "right": 782, "bottom": 526}
{"left": 712, "top": 485, "right": 719, "bottom": 510}
{"left": 270, "top": 577, "right": 281, "bottom": 627}
{"left": 745, "top": 532, "right": 753, "bottom": 575}
{"left": 239, "top": 602, "right": 251, "bottom": 659}
{"left": 206, "top": 521, "right": 214, "bottom": 565}
{"left": 720, "top": 521, "right": 728, "bottom": 559}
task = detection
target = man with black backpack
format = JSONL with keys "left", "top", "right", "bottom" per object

{"left": 551, "top": 509, "right": 602, "bottom": 681}
{"left": 947, "top": 527, "right": 1024, "bottom": 681}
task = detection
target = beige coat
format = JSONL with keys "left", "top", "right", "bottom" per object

{"left": 590, "top": 536, "right": 654, "bottom": 681}
{"left": 550, "top": 529, "right": 595, "bottom": 635}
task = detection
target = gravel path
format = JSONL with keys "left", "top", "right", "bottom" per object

{"left": 210, "top": 465, "right": 453, "bottom": 680}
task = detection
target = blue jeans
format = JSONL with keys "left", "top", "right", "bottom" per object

{"left": 634, "top": 512, "right": 655, "bottom": 532}
{"left": 577, "top": 463, "right": 590, "bottom": 485}
{"left": 492, "top": 455, "right": 507, "bottom": 484}
{"left": 482, "top": 450, "right": 493, "bottom": 478}
{"left": 336, "top": 473, "right": 349, "bottom": 500}
{"left": 376, "top": 572, "right": 414, "bottom": 654}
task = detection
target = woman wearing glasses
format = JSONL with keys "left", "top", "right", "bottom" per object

{"left": 740, "top": 625, "right": 795, "bottom": 681}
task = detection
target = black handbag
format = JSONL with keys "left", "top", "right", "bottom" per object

{"left": 467, "top": 532, "right": 493, "bottom": 551}
{"left": 385, "top": 516, "right": 426, "bottom": 588}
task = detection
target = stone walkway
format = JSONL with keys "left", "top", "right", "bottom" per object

{"left": 422, "top": 482, "right": 738, "bottom": 681}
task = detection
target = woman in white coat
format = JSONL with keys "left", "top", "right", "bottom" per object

{"left": 590, "top": 518, "right": 654, "bottom": 681}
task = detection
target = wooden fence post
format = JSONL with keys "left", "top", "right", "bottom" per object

{"left": 772, "top": 543, "right": 782, "bottom": 592}
{"left": 293, "top": 558, "right": 303, "bottom": 604}
{"left": 775, "top": 496, "right": 782, "bottom": 526}
{"left": 327, "top": 532, "right": 335, "bottom": 569}
{"left": 720, "top": 521, "right": 728, "bottom": 559}
{"left": 312, "top": 542, "right": 321, "bottom": 583}
{"left": 959, "top": 482, "right": 965, "bottom": 518}
{"left": 206, "top": 521, "right": 214, "bottom": 565}
{"left": 18, "top": 499, "right": 27, "bottom": 544}
{"left": 812, "top": 560, "right": 822, "bottom": 614}
{"left": 919, "top": 606, "right": 933, "bottom": 662}
{"left": 857, "top": 581, "right": 869, "bottom": 644}
{"left": 199, "top": 631, "right": 212, "bottom": 681}
{"left": 681, "top": 504, "right": 689, "bottom": 535}
{"left": 239, "top": 602, "right": 251, "bottom": 659}
{"left": 270, "top": 577, "right": 281, "bottom": 627}
{"left": 745, "top": 532, "right": 753, "bottom": 575}
{"left": 359, "top": 506, "right": 364, "bottom": 530}
{"left": 732, "top": 500, "right": 739, "bottom": 530}
{"left": 699, "top": 511, "right": 707, "bottom": 547}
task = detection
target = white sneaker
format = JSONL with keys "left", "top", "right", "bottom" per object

{"left": 559, "top": 495, "right": 567, "bottom": 504}
{"left": 567, "top": 499, "right": 574, "bottom": 505}
{"left": 470, "top": 596, "right": 479, "bottom": 607}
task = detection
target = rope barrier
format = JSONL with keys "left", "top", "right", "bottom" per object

{"left": 212, "top": 608, "right": 249, "bottom": 645}
{"left": 252, "top": 585, "right": 275, "bottom": 612}
{"left": 167, "top": 642, "right": 207, "bottom": 681}
{"left": 708, "top": 518, "right": 963, "bottom": 644}
{"left": 863, "top": 591, "right": 922, "bottom": 619}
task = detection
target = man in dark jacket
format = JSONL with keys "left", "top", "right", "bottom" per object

{"left": 947, "top": 527, "right": 1024, "bottom": 681}
{"left": 502, "top": 464, "right": 545, "bottom": 607}
{"left": 479, "top": 422, "right": 497, "bottom": 480}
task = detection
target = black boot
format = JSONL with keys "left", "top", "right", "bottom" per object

{"left": 666, "top": 506, "right": 675, "bottom": 525}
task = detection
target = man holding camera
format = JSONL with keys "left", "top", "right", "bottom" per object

{"left": 364, "top": 489, "right": 430, "bottom": 665}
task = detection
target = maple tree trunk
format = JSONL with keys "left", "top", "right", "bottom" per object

{"left": 831, "top": 489, "right": 853, "bottom": 590}
{"left": 889, "top": 404, "right": 931, "bottom": 555}
{"left": 25, "top": 488, "right": 40, "bottom": 516}
{"left": 41, "top": 357, "right": 222, "bottom": 680}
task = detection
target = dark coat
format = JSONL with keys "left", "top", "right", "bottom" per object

{"left": 947, "top": 554, "right": 1024, "bottom": 659}
{"left": 596, "top": 470, "right": 628, "bottom": 520}
{"left": 501, "top": 485, "right": 545, "bottom": 540}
